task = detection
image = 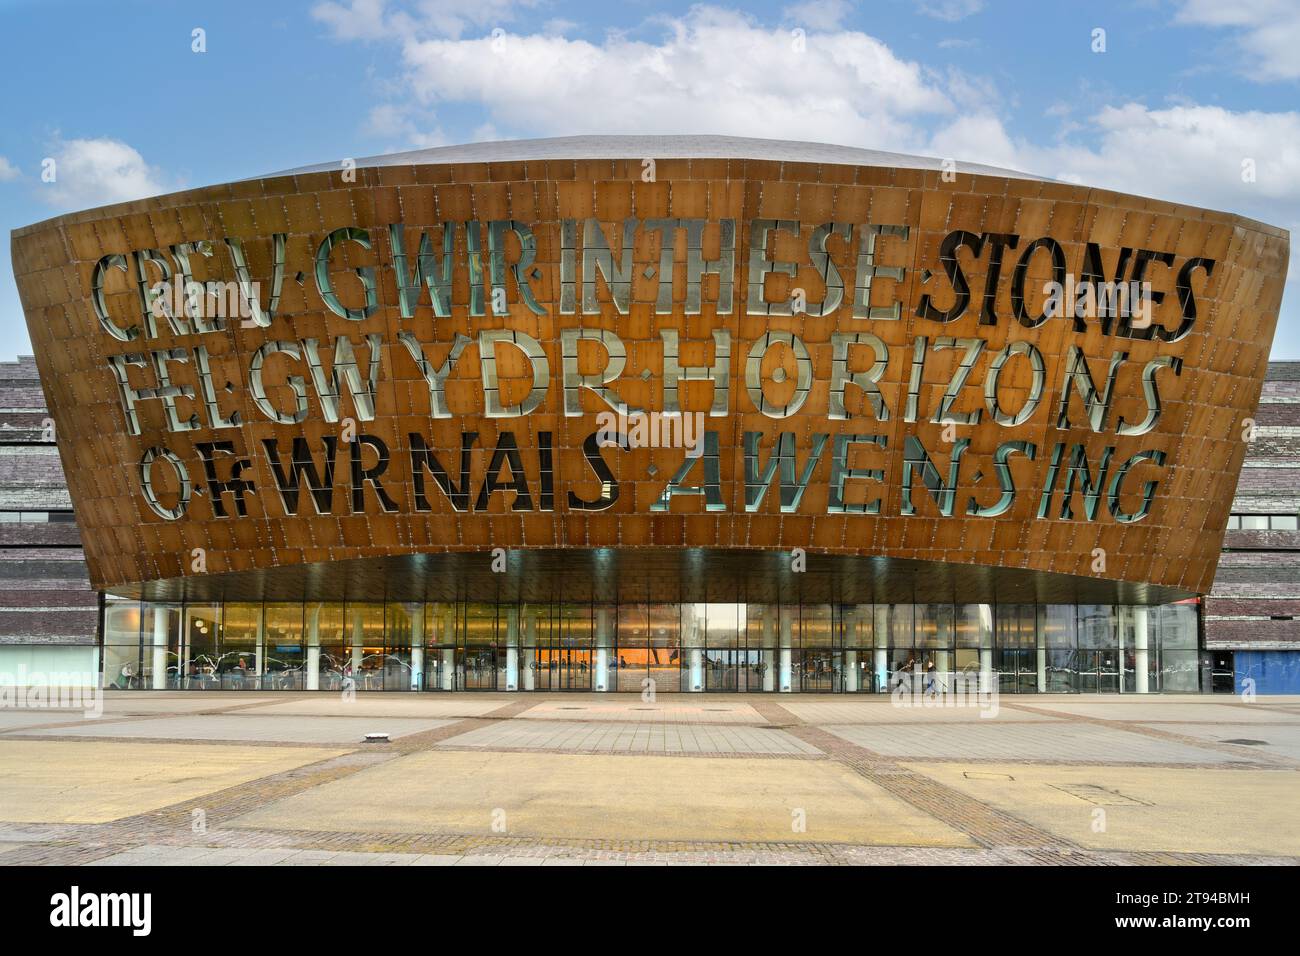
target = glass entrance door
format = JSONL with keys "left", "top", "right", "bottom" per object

{"left": 736, "top": 649, "right": 761, "bottom": 692}
{"left": 535, "top": 645, "right": 592, "bottom": 690}
{"left": 1211, "top": 652, "right": 1235, "bottom": 693}
{"left": 458, "top": 647, "right": 497, "bottom": 690}
{"left": 1078, "top": 650, "right": 1120, "bottom": 692}
{"left": 558, "top": 646, "right": 590, "bottom": 690}
{"left": 996, "top": 648, "right": 1038, "bottom": 693}
{"left": 424, "top": 647, "right": 454, "bottom": 691}
{"left": 800, "top": 650, "right": 837, "bottom": 692}
{"left": 704, "top": 649, "right": 741, "bottom": 690}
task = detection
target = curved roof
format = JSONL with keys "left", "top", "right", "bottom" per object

{"left": 274, "top": 134, "right": 1051, "bottom": 182}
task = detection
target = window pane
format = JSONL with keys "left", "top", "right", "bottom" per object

{"left": 346, "top": 603, "right": 386, "bottom": 689}
{"left": 888, "top": 604, "right": 915, "bottom": 648}
{"left": 1155, "top": 603, "right": 1198, "bottom": 649}
{"left": 996, "top": 604, "right": 1035, "bottom": 648}
{"left": 1077, "top": 605, "right": 1116, "bottom": 649}
{"left": 385, "top": 602, "right": 423, "bottom": 650}
{"left": 264, "top": 603, "right": 304, "bottom": 689}
{"left": 800, "top": 605, "right": 834, "bottom": 647}
{"left": 1160, "top": 649, "right": 1200, "bottom": 692}
{"left": 916, "top": 604, "right": 952, "bottom": 648}
{"left": 955, "top": 604, "right": 993, "bottom": 648}
{"left": 183, "top": 604, "right": 221, "bottom": 687}
{"left": 846, "top": 605, "right": 873, "bottom": 648}
{"left": 1039, "top": 605, "right": 1076, "bottom": 649}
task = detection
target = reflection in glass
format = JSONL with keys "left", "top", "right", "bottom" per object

{"left": 101, "top": 597, "right": 1205, "bottom": 695}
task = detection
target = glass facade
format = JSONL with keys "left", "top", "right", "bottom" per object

{"left": 100, "top": 597, "right": 1202, "bottom": 693}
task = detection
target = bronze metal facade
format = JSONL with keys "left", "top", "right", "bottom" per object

{"left": 10, "top": 139, "right": 1290, "bottom": 607}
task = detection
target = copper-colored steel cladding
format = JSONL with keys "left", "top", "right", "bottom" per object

{"left": 10, "top": 138, "right": 1290, "bottom": 600}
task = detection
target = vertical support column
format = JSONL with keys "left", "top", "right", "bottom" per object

{"left": 1134, "top": 606, "right": 1150, "bottom": 694}
{"left": 594, "top": 607, "right": 611, "bottom": 692}
{"left": 1036, "top": 648, "right": 1047, "bottom": 693}
{"left": 177, "top": 608, "right": 189, "bottom": 689}
{"left": 253, "top": 605, "right": 264, "bottom": 682}
{"left": 306, "top": 604, "right": 321, "bottom": 691}
{"left": 689, "top": 648, "right": 703, "bottom": 692}
{"left": 522, "top": 613, "right": 536, "bottom": 691}
{"left": 505, "top": 606, "right": 519, "bottom": 691}
{"left": 151, "top": 605, "right": 168, "bottom": 690}
{"left": 978, "top": 603, "right": 994, "bottom": 695}
{"left": 874, "top": 605, "right": 889, "bottom": 693}
{"left": 410, "top": 604, "right": 425, "bottom": 691}
{"left": 350, "top": 611, "right": 364, "bottom": 673}
{"left": 762, "top": 615, "right": 776, "bottom": 691}
{"left": 441, "top": 607, "right": 455, "bottom": 691}
{"left": 778, "top": 611, "right": 793, "bottom": 693}
{"left": 843, "top": 613, "right": 858, "bottom": 692}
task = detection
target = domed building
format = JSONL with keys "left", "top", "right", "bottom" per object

{"left": 10, "top": 135, "right": 1290, "bottom": 694}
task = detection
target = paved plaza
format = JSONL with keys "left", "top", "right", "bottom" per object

{"left": 0, "top": 692, "right": 1297, "bottom": 865}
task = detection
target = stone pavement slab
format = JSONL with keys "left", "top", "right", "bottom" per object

{"left": 1141, "top": 722, "right": 1300, "bottom": 762}
{"left": 0, "top": 711, "right": 101, "bottom": 731}
{"left": 439, "top": 719, "right": 820, "bottom": 754}
{"left": 12, "top": 714, "right": 454, "bottom": 745}
{"left": 516, "top": 700, "right": 765, "bottom": 724}
{"left": 100, "top": 694, "right": 282, "bottom": 714}
{"left": 904, "top": 761, "right": 1300, "bottom": 856}
{"left": 1011, "top": 700, "right": 1300, "bottom": 723}
{"left": 240, "top": 697, "right": 507, "bottom": 719}
{"left": 0, "top": 740, "right": 346, "bottom": 823}
{"left": 820, "top": 721, "right": 1239, "bottom": 763}
{"left": 780, "top": 701, "right": 1058, "bottom": 724}
{"left": 227, "top": 750, "right": 975, "bottom": 847}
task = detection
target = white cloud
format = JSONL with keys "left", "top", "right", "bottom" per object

{"left": 928, "top": 102, "right": 1300, "bottom": 233}
{"left": 312, "top": 0, "right": 536, "bottom": 41}
{"left": 394, "top": 7, "right": 952, "bottom": 147}
{"left": 0, "top": 157, "right": 19, "bottom": 182}
{"left": 327, "top": 4, "right": 1299, "bottom": 232}
{"left": 783, "top": 0, "right": 853, "bottom": 31}
{"left": 1046, "top": 104, "right": 1300, "bottom": 209}
{"left": 918, "top": 0, "right": 984, "bottom": 22}
{"left": 38, "top": 138, "right": 171, "bottom": 211}
{"left": 312, "top": 0, "right": 398, "bottom": 40}
{"left": 1176, "top": 0, "right": 1300, "bottom": 82}
{"left": 927, "top": 112, "right": 1025, "bottom": 173}
{"left": 364, "top": 103, "right": 447, "bottom": 148}
{"left": 542, "top": 18, "right": 578, "bottom": 36}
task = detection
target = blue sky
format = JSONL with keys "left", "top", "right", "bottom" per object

{"left": 1, "top": 0, "right": 1296, "bottom": 358}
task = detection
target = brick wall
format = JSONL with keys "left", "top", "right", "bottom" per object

{"left": 1205, "top": 361, "right": 1300, "bottom": 651}
{"left": 0, "top": 356, "right": 98, "bottom": 648}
